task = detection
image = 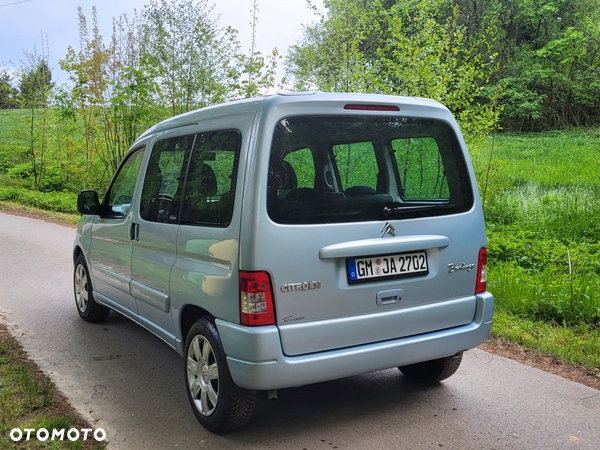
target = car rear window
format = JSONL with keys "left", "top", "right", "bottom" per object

{"left": 267, "top": 115, "right": 473, "bottom": 224}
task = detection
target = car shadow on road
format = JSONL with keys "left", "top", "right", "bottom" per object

{"left": 225, "top": 369, "right": 455, "bottom": 446}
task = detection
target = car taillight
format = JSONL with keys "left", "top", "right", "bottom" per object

{"left": 475, "top": 247, "right": 487, "bottom": 294}
{"left": 240, "top": 271, "right": 275, "bottom": 326}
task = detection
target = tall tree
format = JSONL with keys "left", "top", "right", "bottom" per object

{"left": 0, "top": 68, "right": 19, "bottom": 109}
{"left": 287, "top": 0, "right": 600, "bottom": 131}
{"left": 60, "top": 6, "right": 157, "bottom": 183}
{"left": 235, "top": 0, "right": 279, "bottom": 98}
{"left": 18, "top": 36, "right": 54, "bottom": 191}
{"left": 140, "top": 0, "right": 241, "bottom": 114}
{"left": 285, "top": 0, "right": 501, "bottom": 145}
{"left": 378, "top": 0, "right": 500, "bottom": 142}
{"left": 284, "top": 0, "right": 383, "bottom": 92}
{"left": 19, "top": 60, "right": 53, "bottom": 107}
{"left": 443, "top": 0, "right": 600, "bottom": 130}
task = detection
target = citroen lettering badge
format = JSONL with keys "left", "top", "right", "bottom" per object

{"left": 381, "top": 222, "right": 396, "bottom": 238}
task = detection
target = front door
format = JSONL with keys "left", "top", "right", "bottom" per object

{"left": 90, "top": 147, "right": 145, "bottom": 314}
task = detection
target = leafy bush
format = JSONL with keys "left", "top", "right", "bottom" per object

{"left": 6, "top": 162, "right": 34, "bottom": 180}
{"left": 38, "top": 167, "right": 68, "bottom": 192}
{"left": 0, "top": 186, "right": 77, "bottom": 214}
{"left": 488, "top": 226, "right": 600, "bottom": 274}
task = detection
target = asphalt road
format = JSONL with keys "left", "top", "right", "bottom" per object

{"left": 1, "top": 211, "right": 599, "bottom": 450}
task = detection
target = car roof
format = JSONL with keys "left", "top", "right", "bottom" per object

{"left": 134, "top": 92, "right": 450, "bottom": 144}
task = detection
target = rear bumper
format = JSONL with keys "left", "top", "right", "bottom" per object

{"left": 217, "top": 291, "right": 493, "bottom": 390}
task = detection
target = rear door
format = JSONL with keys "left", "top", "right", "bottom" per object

{"left": 130, "top": 134, "right": 194, "bottom": 344}
{"left": 169, "top": 129, "right": 245, "bottom": 326}
{"left": 245, "top": 106, "right": 486, "bottom": 356}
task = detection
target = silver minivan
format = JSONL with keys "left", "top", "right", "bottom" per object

{"left": 73, "top": 92, "right": 493, "bottom": 432}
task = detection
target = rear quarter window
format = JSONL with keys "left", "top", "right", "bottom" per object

{"left": 392, "top": 137, "right": 450, "bottom": 199}
{"left": 333, "top": 142, "right": 378, "bottom": 192}
{"left": 180, "top": 130, "right": 242, "bottom": 228}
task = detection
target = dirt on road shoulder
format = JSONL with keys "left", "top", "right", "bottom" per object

{"left": 480, "top": 335, "right": 600, "bottom": 391}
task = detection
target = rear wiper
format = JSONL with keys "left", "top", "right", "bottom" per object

{"left": 383, "top": 203, "right": 455, "bottom": 216}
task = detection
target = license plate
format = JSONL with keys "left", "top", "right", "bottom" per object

{"left": 347, "top": 251, "right": 428, "bottom": 284}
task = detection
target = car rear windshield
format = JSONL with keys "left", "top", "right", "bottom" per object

{"left": 267, "top": 115, "right": 474, "bottom": 224}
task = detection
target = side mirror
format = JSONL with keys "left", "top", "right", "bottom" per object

{"left": 77, "top": 190, "right": 102, "bottom": 215}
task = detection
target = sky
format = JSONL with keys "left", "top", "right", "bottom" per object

{"left": 0, "top": 0, "right": 324, "bottom": 86}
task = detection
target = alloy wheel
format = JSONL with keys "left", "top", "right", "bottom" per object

{"left": 186, "top": 334, "right": 220, "bottom": 416}
{"left": 74, "top": 264, "right": 89, "bottom": 313}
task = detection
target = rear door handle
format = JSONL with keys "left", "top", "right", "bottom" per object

{"left": 129, "top": 223, "right": 140, "bottom": 241}
{"left": 376, "top": 289, "right": 403, "bottom": 306}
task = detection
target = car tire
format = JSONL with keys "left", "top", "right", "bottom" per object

{"left": 398, "top": 351, "right": 463, "bottom": 385}
{"left": 184, "top": 317, "right": 256, "bottom": 432}
{"left": 74, "top": 254, "right": 110, "bottom": 323}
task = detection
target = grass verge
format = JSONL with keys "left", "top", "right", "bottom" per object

{"left": 0, "top": 324, "right": 106, "bottom": 449}
{"left": 490, "top": 311, "right": 600, "bottom": 370}
{"left": 0, "top": 201, "right": 79, "bottom": 227}
{"left": 0, "top": 186, "right": 78, "bottom": 215}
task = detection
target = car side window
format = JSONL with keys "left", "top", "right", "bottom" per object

{"left": 140, "top": 135, "right": 194, "bottom": 223}
{"left": 284, "top": 148, "right": 315, "bottom": 189}
{"left": 333, "top": 142, "right": 378, "bottom": 193}
{"left": 180, "top": 130, "right": 241, "bottom": 227}
{"left": 392, "top": 138, "right": 449, "bottom": 199}
{"left": 105, "top": 147, "right": 145, "bottom": 217}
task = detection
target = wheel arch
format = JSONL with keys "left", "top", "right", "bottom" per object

{"left": 73, "top": 245, "right": 84, "bottom": 266}
{"left": 180, "top": 304, "right": 213, "bottom": 342}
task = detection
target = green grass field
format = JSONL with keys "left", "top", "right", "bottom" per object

{"left": 474, "top": 129, "right": 600, "bottom": 369}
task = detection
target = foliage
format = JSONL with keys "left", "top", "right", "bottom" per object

{"left": 59, "top": 6, "right": 157, "bottom": 180}
{"left": 287, "top": 0, "right": 600, "bottom": 131}
{"left": 490, "top": 263, "right": 600, "bottom": 326}
{"left": 16, "top": 36, "right": 54, "bottom": 192}
{"left": 452, "top": 0, "right": 600, "bottom": 130}
{"left": 380, "top": 0, "right": 502, "bottom": 146}
{"left": 284, "top": 0, "right": 502, "bottom": 148}
{"left": 0, "top": 186, "right": 78, "bottom": 214}
{"left": 235, "top": 47, "right": 280, "bottom": 99}
{"left": 284, "top": 0, "right": 383, "bottom": 92}
{"left": 491, "top": 311, "right": 600, "bottom": 369}
{"left": 19, "top": 60, "right": 53, "bottom": 107}
{"left": 0, "top": 68, "right": 19, "bottom": 109}
{"left": 236, "top": 0, "right": 280, "bottom": 98}
{"left": 140, "top": 0, "right": 234, "bottom": 113}
{"left": 4, "top": 0, "right": 279, "bottom": 197}
{"left": 45, "top": 1, "right": 280, "bottom": 192}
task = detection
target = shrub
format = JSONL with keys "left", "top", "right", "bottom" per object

{"left": 0, "top": 186, "right": 78, "bottom": 214}
{"left": 6, "top": 162, "right": 34, "bottom": 180}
